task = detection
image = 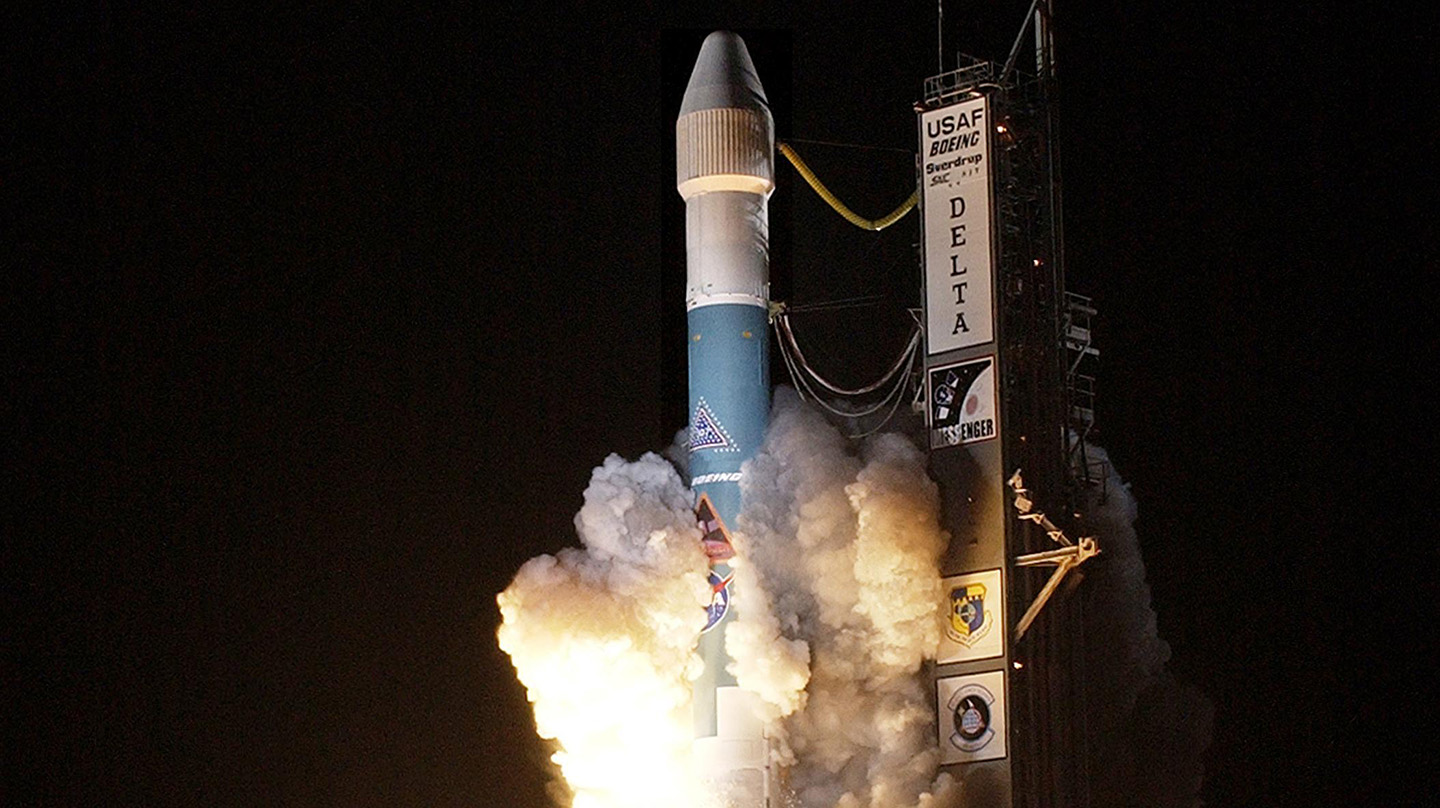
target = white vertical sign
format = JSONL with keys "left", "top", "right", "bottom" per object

{"left": 921, "top": 97, "right": 994, "bottom": 355}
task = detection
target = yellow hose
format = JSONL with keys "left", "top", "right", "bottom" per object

{"left": 777, "top": 141, "right": 918, "bottom": 231}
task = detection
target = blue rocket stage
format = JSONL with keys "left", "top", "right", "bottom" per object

{"left": 688, "top": 299, "right": 769, "bottom": 728}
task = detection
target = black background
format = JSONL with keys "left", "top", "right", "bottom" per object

{"left": 7, "top": 3, "right": 1429, "bottom": 806}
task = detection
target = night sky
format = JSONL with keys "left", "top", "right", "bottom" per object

{"left": 7, "top": 3, "right": 1427, "bottom": 807}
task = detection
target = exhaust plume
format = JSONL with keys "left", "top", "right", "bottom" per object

{"left": 496, "top": 453, "right": 713, "bottom": 808}
{"left": 499, "top": 400, "right": 1206, "bottom": 808}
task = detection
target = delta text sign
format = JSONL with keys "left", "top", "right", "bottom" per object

{"left": 920, "top": 96, "right": 994, "bottom": 355}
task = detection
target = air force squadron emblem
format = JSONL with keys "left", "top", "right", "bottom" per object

{"left": 937, "top": 569, "right": 1004, "bottom": 663}
{"left": 936, "top": 671, "right": 1008, "bottom": 764}
{"left": 949, "top": 683, "right": 996, "bottom": 752}
{"left": 948, "top": 582, "right": 991, "bottom": 647}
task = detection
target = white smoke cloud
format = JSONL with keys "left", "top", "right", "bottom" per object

{"left": 729, "top": 389, "right": 956, "bottom": 808}
{"left": 1076, "top": 444, "right": 1213, "bottom": 808}
{"left": 499, "top": 399, "right": 1207, "bottom": 808}
{"left": 496, "top": 453, "right": 714, "bottom": 808}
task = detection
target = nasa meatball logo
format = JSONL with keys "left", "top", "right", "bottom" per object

{"left": 947, "top": 682, "right": 997, "bottom": 752}
{"left": 701, "top": 571, "right": 733, "bottom": 633}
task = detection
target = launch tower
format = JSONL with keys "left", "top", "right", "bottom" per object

{"left": 918, "top": 6, "right": 1101, "bottom": 807}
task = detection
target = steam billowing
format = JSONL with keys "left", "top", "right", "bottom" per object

{"left": 1076, "top": 446, "right": 1213, "bottom": 807}
{"left": 729, "top": 389, "right": 956, "bottom": 808}
{"left": 497, "top": 394, "right": 1206, "bottom": 808}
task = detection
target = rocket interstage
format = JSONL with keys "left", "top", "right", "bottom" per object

{"left": 677, "top": 31, "right": 774, "bottom": 800}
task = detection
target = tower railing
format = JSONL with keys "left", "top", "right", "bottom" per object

{"left": 922, "top": 61, "right": 996, "bottom": 106}
{"left": 1063, "top": 292, "right": 1100, "bottom": 485}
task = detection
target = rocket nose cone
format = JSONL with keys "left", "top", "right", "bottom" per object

{"left": 680, "top": 31, "right": 770, "bottom": 116}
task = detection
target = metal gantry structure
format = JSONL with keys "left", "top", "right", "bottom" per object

{"left": 922, "top": 5, "right": 1103, "bottom": 803}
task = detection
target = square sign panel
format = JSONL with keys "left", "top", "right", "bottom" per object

{"left": 937, "top": 670, "right": 1007, "bottom": 765}
{"left": 927, "top": 356, "right": 997, "bottom": 450}
{"left": 937, "top": 568, "right": 1005, "bottom": 663}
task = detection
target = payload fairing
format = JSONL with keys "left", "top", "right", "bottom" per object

{"left": 677, "top": 31, "right": 774, "bottom": 800}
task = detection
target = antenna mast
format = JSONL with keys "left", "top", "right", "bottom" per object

{"left": 937, "top": 0, "right": 944, "bottom": 73}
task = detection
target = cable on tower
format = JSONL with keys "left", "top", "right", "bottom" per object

{"left": 770, "top": 303, "right": 922, "bottom": 437}
{"left": 777, "top": 142, "right": 918, "bottom": 231}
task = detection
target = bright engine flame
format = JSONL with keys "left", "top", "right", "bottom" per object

{"left": 499, "top": 393, "right": 960, "bottom": 808}
{"left": 496, "top": 453, "right": 715, "bottom": 808}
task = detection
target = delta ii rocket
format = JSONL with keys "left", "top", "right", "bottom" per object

{"left": 677, "top": 31, "right": 773, "bottom": 799}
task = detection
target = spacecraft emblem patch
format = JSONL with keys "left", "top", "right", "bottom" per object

{"left": 928, "top": 356, "right": 997, "bottom": 449}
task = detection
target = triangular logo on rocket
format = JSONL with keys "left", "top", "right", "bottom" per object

{"left": 688, "top": 399, "right": 734, "bottom": 452}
